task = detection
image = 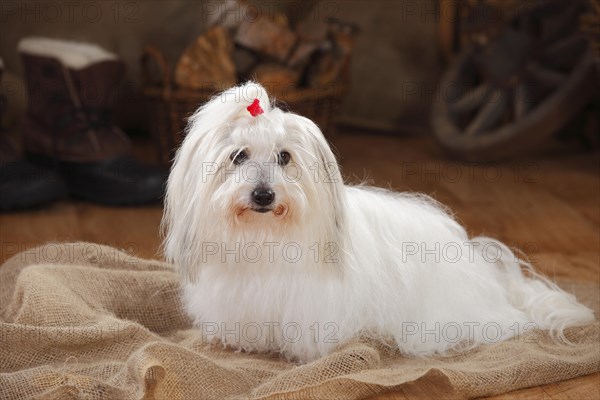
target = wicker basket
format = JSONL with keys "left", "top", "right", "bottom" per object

{"left": 141, "top": 46, "right": 349, "bottom": 164}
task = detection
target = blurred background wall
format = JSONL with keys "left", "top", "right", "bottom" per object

{"left": 0, "top": 0, "right": 440, "bottom": 135}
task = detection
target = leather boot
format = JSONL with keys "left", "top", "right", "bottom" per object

{"left": 0, "top": 58, "right": 66, "bottom": 211}
{"left": 19, "top": 37, "right": 167, "bottom": 205}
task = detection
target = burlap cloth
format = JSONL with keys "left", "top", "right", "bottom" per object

{"left": 0, "top": 243, "right": 598, "bottom": 399}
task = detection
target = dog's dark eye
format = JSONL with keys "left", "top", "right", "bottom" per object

{"left": 278, "top": 151, "right": 291, "bottom": 166}
{"left": 230, "top": 149, "right": 248, "bottom": 165}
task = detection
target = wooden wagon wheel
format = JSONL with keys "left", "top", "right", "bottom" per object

{"left": 432, "top": 0, "right": 598, "bottom": 161}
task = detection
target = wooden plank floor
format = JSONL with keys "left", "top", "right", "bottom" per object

{"left": 1, "top": 134, "right": 598, "bottom": 399}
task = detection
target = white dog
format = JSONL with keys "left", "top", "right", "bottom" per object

{"left": 163, "top": 82, "right": 595, "bottom": 363}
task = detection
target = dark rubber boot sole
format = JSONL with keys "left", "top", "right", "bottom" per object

{"left": 28, "top": 154, "right": 167, "bottom": 206}
{"left": 0, "top": 161, "right": 67, "bottom": 211}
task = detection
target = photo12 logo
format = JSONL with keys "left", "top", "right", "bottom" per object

{"left": 200, "top": 241, "right": 340, "bottom": 264}
{"left": 1, "top": 1, "right": 140, "bottom": 24}
{"left": 200, "top": 160, "right": 339, "bottom": 184}
{"left": 200, "top": 1, "right": 340, "bottom": 25}
{"left": 201, "top": 321, "right": 340, "bottom": 344}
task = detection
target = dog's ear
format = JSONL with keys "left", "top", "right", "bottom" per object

{"left": 293, "top": 116, "right": 347, "bottom": 257}
{"left": 310, "top": 124, "right": 346, "bottom": 231}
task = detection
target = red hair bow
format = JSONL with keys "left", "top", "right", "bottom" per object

{"left": 247, "top": 98, "right": 264, "bottom": 117}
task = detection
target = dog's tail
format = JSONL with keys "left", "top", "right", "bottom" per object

{"left": 474, "top": 237, "right": 595, "bottom": 340}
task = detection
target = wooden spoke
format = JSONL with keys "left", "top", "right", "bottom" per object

{"left": 514, "top": 83, "right": 533, "bottom": 120}
{"left": 529, "top": 66, "right": 566, "bottom": 88}
{"left": 449, "top": 83, "right": 492, "bottom": 114}
{"left": 465, "top": 88, "right": 509, "bottom": 136}
{"left": 545, "top": 33, "right": 584, "bottom": 59}
{"left": 542, "top": 4, "right": 579, "bottom": 45}
{"left": 517, "top": 12, "right": 535, "bottom": 35}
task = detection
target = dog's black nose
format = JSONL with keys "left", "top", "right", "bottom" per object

{"left": 252, "top": 188, "right": 275, "bottom": 206}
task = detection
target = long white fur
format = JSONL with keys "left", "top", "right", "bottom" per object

{"left": 163, "top": 82, "right": 595, "bottom": 363}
